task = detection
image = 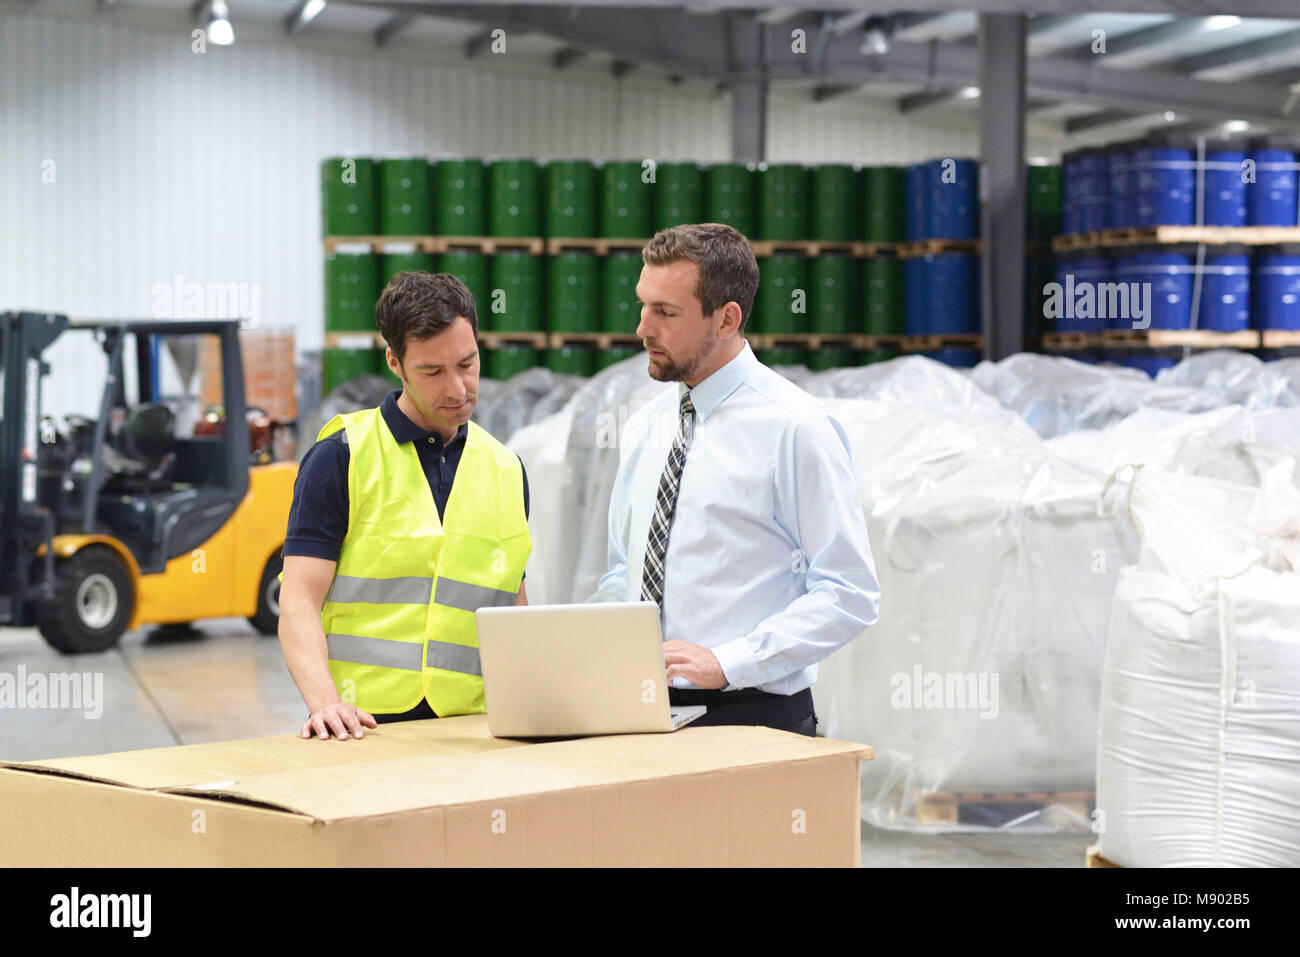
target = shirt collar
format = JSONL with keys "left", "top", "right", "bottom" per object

{"left": 680, "top": 340, "right": 757, "bottom": 424}
{"left": 381, "top": 389, "right": 467, "bottom": 446}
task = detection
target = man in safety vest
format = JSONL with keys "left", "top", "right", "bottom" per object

{"left": 279, "top": 271, "right": 532, "bottom": 741}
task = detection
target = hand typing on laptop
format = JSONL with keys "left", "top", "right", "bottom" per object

{"left": 662, "top": 639, "right": 727, "bottom": 689}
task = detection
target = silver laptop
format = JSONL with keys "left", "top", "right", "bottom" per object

{"left": 476, "top": 601, "right": 707, "bottom": 737}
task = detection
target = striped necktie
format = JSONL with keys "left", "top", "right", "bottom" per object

{"left": 640, "top": 390, "right": 696, "bottom": 612}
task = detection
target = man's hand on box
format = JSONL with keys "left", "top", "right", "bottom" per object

{"left": 302, "top": 702, "right": 378, "bottom": 741}
{"left": 662, "top": 639, "right": 727, "bottom": 690}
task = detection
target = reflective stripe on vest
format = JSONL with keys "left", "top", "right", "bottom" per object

{"left": 326, "top": 633, "right": 483, "bottom": 676}
{"left": 326, "top": 575, "right": 433, "bottom": 605}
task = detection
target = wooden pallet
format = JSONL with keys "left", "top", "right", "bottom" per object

{"left": 438, "top": 236, "right": 545, "bottom": 255}
{"left": 323, "top": 331, "right": 385, "bottom": 349}
{"left": 546, "top": 332, "right": 641, "bottom": 349}
{"left": 851, "top": 241, "right": 906, "bottom": 258}
{"left": 543, "top": 237, "right": 646, "bottom": 255}
{"left": 1086, "top": 845, "right": 1122, "bottom": 868}
{"left": 1051, "top": 232, "right": 1102, "bottom": 252}
{"left": 902, "top": 334, "right": 983, "bottom": 352}
{"left": 322, "top": 236, "right": 390, "bottom": 254}
{"left": 1102, "top": 328, "right": 1261, "bottom": 349}
{"left": 1261, "top": 329, "right": 1300, "bottom": 348}
{"left": 899, "top": 238, "right": 982, "bottom": 258}
{"left": 1041, "top": 331, "right": 1103, "bottom": 350}
{"left": 746, "top": 333, "right": 859, "bottom": 350}
{"left": 478, "top": 331, "right": 548, "bottom": 349}
{"left": 915, "top": 789, "right": 1094, "bottom": 827}
{"left": 749, "top": 239, "right": 858, "bottom": 258}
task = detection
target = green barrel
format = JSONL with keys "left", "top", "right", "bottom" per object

{"left": 489, "top": 251, "right": 544, "bottom": 332}
{"left": 486, "top": 345, "right": 541, "bottom": 381}
{"left": 324, "top": 253, "right": 379, "bottom": 332}
{"left": 810, "top": 254, "right": 856, "bottom": 334}
{"left": 487, "top": 159, "right": 540, "bottom": 237}
{"left": 705, "top": 163, "right": 756, "bottom": 236}
{"left": 379, "top": 250, "right": 435, "bottom": 289}
{"left": 1026, "top": 164, "right": 1063, "bottom": 243}
{"left": 378, "top": 159, "right": 433, "bottom": 236}
{"left": 321, "top": 348, "right": 377, "bottom": 395}
{"left": 861, "top": 348, "right": 899, "bottom": 365}
{"left": 602, "top": 250, "right": 643, "bottom": 333}
{"left": 435, "top": 158, "right": 486, "bottom": 235}
{"left": 862, "top": 166, "right": 906, "bottom": 242}
{"left": 758, "top": 164, "right": 809, "bottom": 241}
{"left": 655, "top": 162, "right": 704, "bottom": 231}
{"left": 546, "top": 344, "right": 596, "bottom": 377}
{"left": 806, "top": 347, "right": 856, "bottom": 371}
{"left": 548, "top": 252, "right": 599, "bottom": 333}
{"left": 595, "top": 344, "right": 642, "bottom": 371}
{"left": 321, "top": 157, "right": 377, "bottom": 237}
{"left": 437, "top": 249, "right": 489, "bottom": 321}
{"left": 758, "top": 347, "right": 806, "bottom": 368}
{"left": 862, "top": 256, "right": 904, "bottom": 335}
{"left": 812, "top": 165, "right": 859, "bottom": 241}
{"left": 755, "top": 253, "right": 808, "bottom": 334}
{"left": 545, "top": 160, "right": 597, "bottom": 238}
{"left": 601, "top": 161, "right": 653, "bottom": 238}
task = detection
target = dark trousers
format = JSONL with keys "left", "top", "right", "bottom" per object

{"left": 374, "top": 699, "right": 439, "bottom": 724}
{"left": 669, "top": 686, "right": 818, "bottom": 737}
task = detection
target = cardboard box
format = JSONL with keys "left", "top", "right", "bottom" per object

{"left": 0, "top": 716, "right": 872, "bottom": 867}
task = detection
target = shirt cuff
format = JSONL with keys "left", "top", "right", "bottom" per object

{"left": 710, "top": 635, "right": 761, "bottom": 691}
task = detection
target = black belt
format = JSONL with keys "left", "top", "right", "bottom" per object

{"left": 669, "top": 685, "right": 798, "bottom": 704}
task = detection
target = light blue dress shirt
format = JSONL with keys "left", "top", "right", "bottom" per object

{"left": 590, "top": 340, "right": 881, "bottom": 694}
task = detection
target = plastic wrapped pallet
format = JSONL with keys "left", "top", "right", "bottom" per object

{"left": 1096, "top": 462, "right": 1300, "bottom": 867}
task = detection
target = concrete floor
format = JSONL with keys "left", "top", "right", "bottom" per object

{"left": 1, "top": 621, "right": 1091, "bottom": 866}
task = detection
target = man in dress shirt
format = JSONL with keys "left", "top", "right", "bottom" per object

{"left": 589, "top": 222, "right": 881, "bottom": 736}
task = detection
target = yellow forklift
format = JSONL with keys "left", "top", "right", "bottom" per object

{"left": 0, "top": 312, "right": 296, "bottom": 653}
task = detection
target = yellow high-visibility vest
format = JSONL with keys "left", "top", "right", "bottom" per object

{"left": 316, "top": 408, "right": 531, "bottom": 716}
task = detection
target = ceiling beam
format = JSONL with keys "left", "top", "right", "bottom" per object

{"left": 339, "top": 2, "right": 1300, "bottom": 18}
{"left": 1066, "top": 16, "right": 1235, "bottom": 61}
{"left": 374, "top": 14, "right": 414, "bottom": 48}
{"left": 1178, "top": 27, "right": 1300, "bottom": 76}
{"left": 812, "top": 84, "right": 860, "bottom": 103}
{"left": 552, "top": 46, "right": 585, "bottom": 69}
{"left": 1025, "top": 13, "right": 1087, "bottom": 36}
{"left": 1066, "top": 109, "right": 1159, "bottom": 134}
{"left": 343, "top": 4, "right": 1300, "bottom": 131}
{"left": 285, "top": 0, "right": 325, "bottom": 38}
{"left": 898, "top": 88, "right": 977, "bottom": 113}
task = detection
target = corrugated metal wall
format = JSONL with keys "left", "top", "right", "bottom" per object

{"left": 2, "top": 10, "right": 1031, "bottom": 416}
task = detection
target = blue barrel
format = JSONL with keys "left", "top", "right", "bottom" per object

{"left": 1053, "top": 252, "right": 1112, "bottom": 333}
{"left": 1114, "top": 245, "right": 1195, "bottom": 330}
{"left": 1078, "top": 148, "right": 1110, "bottom": 233}
{"left": 924, "top": 253, "right": 979, "bottom": 335}
{"left": 904, "top": 255, "right": 928, "bottom": 335}
{"left": 1203, "top": 138, "right": 1248, "bottom": 227}
{"left": 922, "top": 347, "right": 980, "bottom": 368}
{"left": 1133, "top": 135, "right": 1195, "bottom": 227}
{"left": 1247, "top": 136, "right": 1299, "bottom": 227}
{"left": 1062, "top": 150, "right": 1078, "bottom": 235}
{"left": 1253, "top": 243, "right": 1300, "bottom": 330}
{"left": 1113, "top": 354, "right": 1177, "bottom": 378}
{"left": 905, "top": 163, "right": 928, "bottom": 240}
{"left": 926, "top": 158, "right": 978, "bottom": 239}
{"left": 1198, "top": 244, "right": 1250, "bottom": 331}
{"left": 1107, "top": 141, "right": 1138, "bottom": 230}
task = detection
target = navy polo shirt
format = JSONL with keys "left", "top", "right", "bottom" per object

{"left": 284, "top": 390, "right": 530, "bottom": 568}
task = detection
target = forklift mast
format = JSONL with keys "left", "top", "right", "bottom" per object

{"left": 0, "top": 312, "right": 69, "bottom": 625}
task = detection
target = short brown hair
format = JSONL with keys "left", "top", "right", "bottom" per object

{"left": 375, "top": 271, "right": 478, "bottom": 363}
{"left": 642, "top": 223, "right": 760, "bottom": 331}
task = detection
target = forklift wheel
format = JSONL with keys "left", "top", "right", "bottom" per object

{"left": 36, "top": 546, "right": 134, "bottom": 654}
{"left": 248, "top": 551, "right": 283, "bottom": 636}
